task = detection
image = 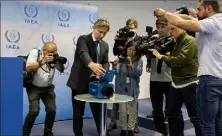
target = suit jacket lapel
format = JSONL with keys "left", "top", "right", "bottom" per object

{"left": 87, "top": 33, "right": 97, "bottom": 55}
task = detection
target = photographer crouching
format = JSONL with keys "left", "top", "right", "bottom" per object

{"left": 150, "top": 25, "right": 202, "bottom": 136}
{"left": 23, "top": 42, "right": 66, "bottom": 136}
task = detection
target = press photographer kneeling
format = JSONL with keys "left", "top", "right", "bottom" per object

{"left": 150, "top": 24, "right": 201, "bottom": 136}
{"left": 23, "top": 42, "right": 66, "bottom": 136}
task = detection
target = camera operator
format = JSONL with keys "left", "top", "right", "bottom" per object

{"left": 23, "top": 42, "right": 65, "bottom": 136}
{"left": 108, "top": 18, "right": 140, "bottom": 133}
{"left": 146, "top": 18, "right": 173, "bottom": 136}
{"left": 154, "top": 1, "right": 222, "bottom": 135}
{"left": 150, "top": 24, "right": 201, "bottom": 136}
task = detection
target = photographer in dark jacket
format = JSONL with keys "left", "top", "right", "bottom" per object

{"left": 23, "top": 42, "right": 65, "bottom": 136}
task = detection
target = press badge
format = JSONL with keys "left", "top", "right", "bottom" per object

{"left": 126, "top": 77, "right": 130, "bottom": 83}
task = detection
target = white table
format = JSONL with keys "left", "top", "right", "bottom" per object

{"left": 74, "top": 94, "right": 133, "bottom": 136}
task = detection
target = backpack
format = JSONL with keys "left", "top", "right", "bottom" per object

{"left": 18, "top": 48, "right": 41, "bottom": 88}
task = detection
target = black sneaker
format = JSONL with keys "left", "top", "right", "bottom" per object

{"left": 120, "top": 130, "right": 127, "bottom": 136}
{"left": 43, "top": 131, "right": 54, "bottom": 136}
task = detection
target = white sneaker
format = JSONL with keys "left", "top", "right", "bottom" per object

{"left": 153, "top": 132, "right": 164, "bottom": 136}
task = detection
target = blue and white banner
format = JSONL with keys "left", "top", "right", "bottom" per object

{"left": 1, "top": 1, "right": 98, "bottom": 123}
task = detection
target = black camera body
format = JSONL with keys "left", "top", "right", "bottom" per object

{"left": 137, "top": 35, "right": 175, "bottom": 57}
{"left": 49, "top": 53, "right": 67, "bottom": 66}
{"left": 113, "top": 26, "right": 137, "bottom": 57}
{"left": 176, "top": 5, "right": 189, "bottom": 15}
{"left": 113, "top": 25, "right": 175, "bottom": 59}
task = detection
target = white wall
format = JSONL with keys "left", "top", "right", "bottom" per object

{"left": 76, "top": 1, "right": 221, "bottom": 99}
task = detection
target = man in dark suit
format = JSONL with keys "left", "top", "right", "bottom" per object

{"left": 67, "top": 18, "right": 110, "bottom": 136}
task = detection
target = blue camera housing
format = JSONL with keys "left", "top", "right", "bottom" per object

{"left": 89, "top": 70, "right": 115, "bottom": 99}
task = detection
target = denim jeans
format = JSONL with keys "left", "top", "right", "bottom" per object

{"left": 197, "top": 75, "right": 222, "bottom": 136}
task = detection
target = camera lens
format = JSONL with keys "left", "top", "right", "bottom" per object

{"left": 101, "top": 86, "right": 114, "bottom": 98}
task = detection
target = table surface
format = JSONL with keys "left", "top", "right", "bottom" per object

{"left": 74, "top": 94, "right": 133, "bottom": 103}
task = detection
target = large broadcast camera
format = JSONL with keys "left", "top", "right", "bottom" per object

{"left": 113, "top": 25, "right": 175, "bottom": 59}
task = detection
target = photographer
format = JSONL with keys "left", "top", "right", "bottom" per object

{"left": 112, "top": 42, "right": 143, "bottom": 136}
{"left": 154, "top": 1, "right": 222, "bottom": 135}
{"left": 23, "top": 42, "right": 65, "bottom": 136}
{"left": 146, "top": 18, "right": 173, "bottom": 136}
{"left": 108, "top": 18, "right": 140, "bottom": 134}
{"left": 150, "top": 25, "right": 201, "bottom": 136}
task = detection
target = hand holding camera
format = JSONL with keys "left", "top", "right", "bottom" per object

{"left": 41, "top": 53, "right": 54, "bottom": 65}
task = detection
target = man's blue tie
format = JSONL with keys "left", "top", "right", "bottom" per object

{"left": 95, "top": 40, "right": 100, "bottom": 63}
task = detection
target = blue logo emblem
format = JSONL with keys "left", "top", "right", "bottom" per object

{"left": 5, "top": 30, "right": 20, "bottom": 43}
{"left": 5, "top": 29, "right": 20, "bottom": 50}
{"left": 41, "top": 33, "right": 54, "bottom": 44}
{"left": 58, "top": 10, "right": 70, "bottom": 22}
{"left": 57, "top": 10, "right": 70, "bottom": 28}
{"left": 73, "top": 36, "right": 77, "bottom": 46}
{"left": 24, "top": 5, "right": 38, "bottom": 18}
{"left": 89, "top": 13, "right": 98, "bottom": 24}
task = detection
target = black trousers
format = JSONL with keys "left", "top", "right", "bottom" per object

{"left": 167, "top": 83, "right": 202, "bottom": 136}
{"left": 72, "top": 77, "right": 101, "bottom": 136}
{"left": 23, "top": 85, "right": 56, "bottom": 135}
{"left": 150, "top": 81, "right": 171, "bottom": 135}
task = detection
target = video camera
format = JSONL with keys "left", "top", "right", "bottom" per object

{"left": 113, "top": 25, "right": 175, "bottom": 60}
{"left": 137, "top": 34, "right": 175, "bottom": 57}
{"left": 89, "top": 70, "right": 115, "bottom": 99}
{"left": 175, "top": 5, "right": 189, "bottom": 15}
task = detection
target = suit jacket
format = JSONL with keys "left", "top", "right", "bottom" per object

{"left": 67, "top": 33, "right": 109, "bottom": 91}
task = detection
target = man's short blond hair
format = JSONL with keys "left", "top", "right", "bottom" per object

{"left": 126, "top": 18, "right": 138, "bottom": 28}
{"left": 93, "top": 18, "right": 110, "bottom": 31}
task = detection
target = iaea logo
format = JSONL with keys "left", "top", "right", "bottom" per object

{"left": 58, "top": 10, "right": 70, "bottom": 22}
{"left": 89, "top": 13, "right": 98, "bottom": 24}
{"left": 5, "top": 29, "right": 20, "bottom": 50}
{"left": 24, "top": 5, "right": 38, "bottom": 24}
{"left": 57, "top": 10, "right": 70, "bottom": 28}
{"left": 5, "top": 30, "right": 20, "bottom": 43}
{"left": 73, "top": 36, "right": 77, "bottom": 46}
{"left": 24, "top": 5, "right": 38, "bottom": 18}
{"left": 41, "top": 33, "right": 54, "bottom": 44}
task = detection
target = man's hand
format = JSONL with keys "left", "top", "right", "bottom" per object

{"left": 149, "top": 49, "right": 163, "bottom": 60}
{"left": 88, "top": 62, "right": 106, "bottom": 76}
{"left": 41, "top": 53, "right": 54, "bottom": 65}
{"left": 154, "top": 8, "right": 167, "bottom": 18}
{"left": 146, "top": 68, "right": 151, "bottom": 73}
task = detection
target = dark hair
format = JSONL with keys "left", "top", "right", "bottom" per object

{"left": 200, "top": 0, "right": 221, "bottom": 13}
